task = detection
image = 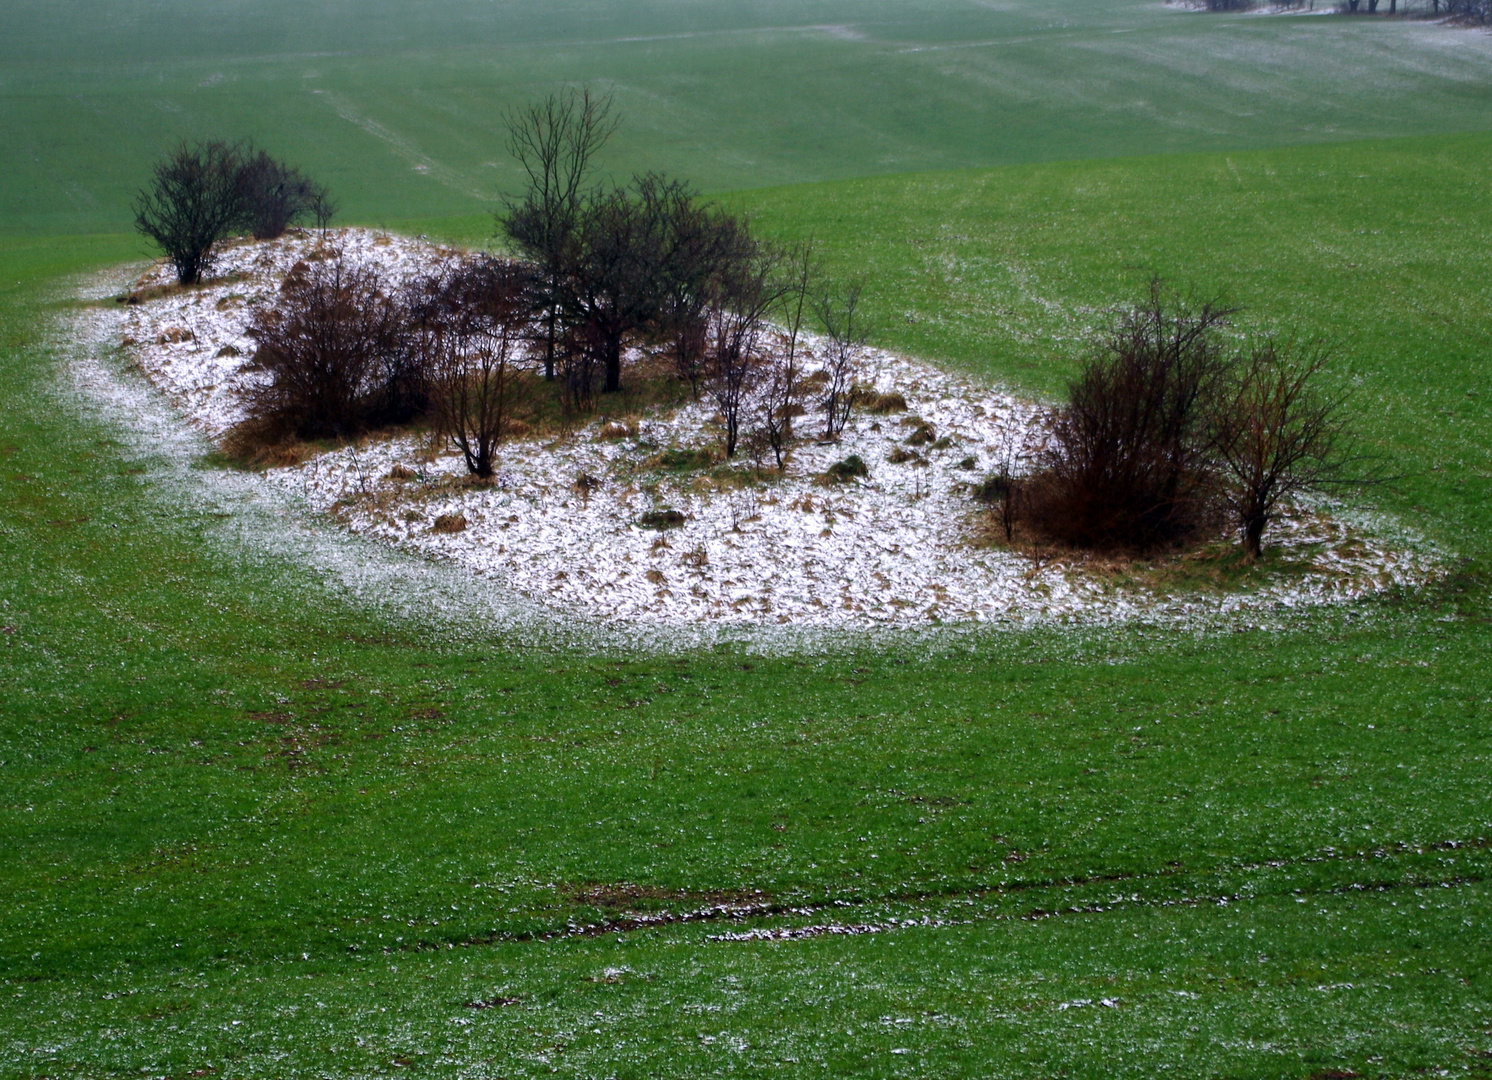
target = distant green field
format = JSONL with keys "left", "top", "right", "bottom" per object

{"left": 5, "top": 0, "right": 1492, "bottom": 234}
{"left": 4, "top": 1, "right": 1492, "bottom": 1076}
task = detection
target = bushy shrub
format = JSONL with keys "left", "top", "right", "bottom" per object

{"left": 988, "top": 283, "right": 1361, "bottom": 560}
{"left": 243, "top": 248, "right": 403, "bottom": 441}
{"left": 235, "top": 149, "right": 331, "bottom": 241}
{"left": 1027, "top": 283, "right": 1233, "bottom": 552}
{"left": 135, "top": 141, "right": 336, "bottom": 284}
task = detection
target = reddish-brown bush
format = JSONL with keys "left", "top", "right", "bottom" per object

{"left": 244, "top": 248, "right": 403, "bottom": 441}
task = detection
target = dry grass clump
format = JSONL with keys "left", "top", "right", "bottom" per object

{"left": 820, "top": 454, "right": 869, "bottom": 484}
{"left": 854, "top": 385, "right": 908, "bottom": 414}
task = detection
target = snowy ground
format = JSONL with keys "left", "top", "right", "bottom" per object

{"left": 114, "top": 229, "right": 1439, "bottom": 629}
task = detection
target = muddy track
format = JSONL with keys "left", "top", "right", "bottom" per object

{"left": 377, "top": 834, "right": 1491, "bottom": 954}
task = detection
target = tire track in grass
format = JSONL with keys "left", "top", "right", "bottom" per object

{"left": 376, "top": 833, "right": 1492, "bottom": 951}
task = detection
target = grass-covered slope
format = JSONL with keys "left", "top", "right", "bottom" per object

{"left": 1, "top": 135, "right": 1489, "bottom": 1076}
{"left": 6, "top": 0, "right": 1492, "bottom": 234}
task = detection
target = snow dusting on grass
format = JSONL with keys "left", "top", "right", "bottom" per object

{"left": 105, "top": 229, "right": 1439, "bottom": 630}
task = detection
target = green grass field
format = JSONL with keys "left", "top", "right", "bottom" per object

{"left": 3, "top": 2, "right": 1492, "bottom": 1076}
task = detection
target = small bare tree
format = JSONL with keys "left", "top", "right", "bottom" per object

{"left": 308, "top": 183, "right": 338, "bottom": 238}
{"left": 133, "top": 139, "right": 247, "bottom": 285}
{"left": 500, "top": 88, "right": 619, "bottom": 382}
{"left": 706, "top": 241, "right": 783, "bottom": 459}
{"left": 1207, "top": 335, "right": 1359, "bottom": 562}
{"left": 811, "top": 279, "right": 867, "bottom": 440}
{"left": 424, "top": 260, "right": 532, "bottom": 479}
{"left": 758, "top": 241, "right": 816, "bottom": 469}
{"left": 979, "top": 420, "right": 1030, "bottom": 543}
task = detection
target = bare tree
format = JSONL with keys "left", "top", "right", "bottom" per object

{"left": 1207, "top": 335, "right": 1359, "bottom": 561}
{"left": 308, "top": 183, "right": 339, "bottom": 238}
{"left": 423, "top": 260, "right": 532, "bottom": 479}
{"left": 562, "top": 181, "right": 656, "bottom": 396}
{"left": 757, "top": 240, "right": 816, "bottom": 469}
{"left": 657, "top": 201, "right": 751, "bottom": 398}
{"left": 133, "top": 139, "right": 248, "bottom": 285}
{"left": 706, "top": 241, "right": 783, "bottom": 458}
{"left": 811, "top": 279, "right": 867, "bottom": 440}
{"left": 235, "top": 148, "right": 319, "bottom": 240}
{"left": 976, "top": 420, "right": 1030, "bottom": 544}
{"left": 500, "top": 88, "right": 619, "bottom": 382}
{"left": 245, "top": 248, "right": 402, "bottom": 439}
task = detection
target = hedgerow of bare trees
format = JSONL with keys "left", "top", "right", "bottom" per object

{"left": 221, "top": 92, "right": 869, "bottom": 481}
{"left": 135, "top": 140, "right": 336, "bottom": 286}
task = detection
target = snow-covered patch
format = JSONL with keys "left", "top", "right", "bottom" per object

{"left": 111, "top": 229, "right": 1439, "bottom": 630}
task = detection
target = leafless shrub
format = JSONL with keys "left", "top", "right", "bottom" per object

{"left": 1028, "top": 281, "right": 1235, "bottom": 552}
{"left": 1207, "top": 335, "right": 1366, "bottom": 561}
{"left": 705, "top": 240, "right": 783, "bottom": 458}
{"left": 417, "top": 259, "right": 534, "bottom": 479}
{"left": 974, "top": 422, "right": 1030, "bottom": 543}
{"left": 243, "top": 248, "right": 403, "bottom": 441}
{"left": 134, "top": 139, "right": 248, "bottom": 285}
{"left": 309, "top": 186, "right": 339, "bottom": 238}
{"left": 812, "top": 280, "right": 867, "bottom": 439}
{"left": 235, "top": 148, "right": 323, "bottom": 240}
{"left": 757, "top": 242, "right": 816, "bottom": 469}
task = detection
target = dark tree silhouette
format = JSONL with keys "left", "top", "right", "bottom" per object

{"left": 133, "top": 140, "right": 247, "bottom": 285}
{"left": 1207, "top": 335, "right": 1359, "bottom": 561}
{"left": 500, "top": 89, "right": 618, "bottom": 382}
{"left": 235, "top": 149, "right": 317, "bottom": 240}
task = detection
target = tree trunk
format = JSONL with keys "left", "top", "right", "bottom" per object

{"left": 603, "top": 335, "right": 622, "bottom": 394}
{"left": 543, "top": 306, "right": 557, "bottom": 382}
{"left": 1242, "top": 514, "right": 1266, "bottom": 563}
